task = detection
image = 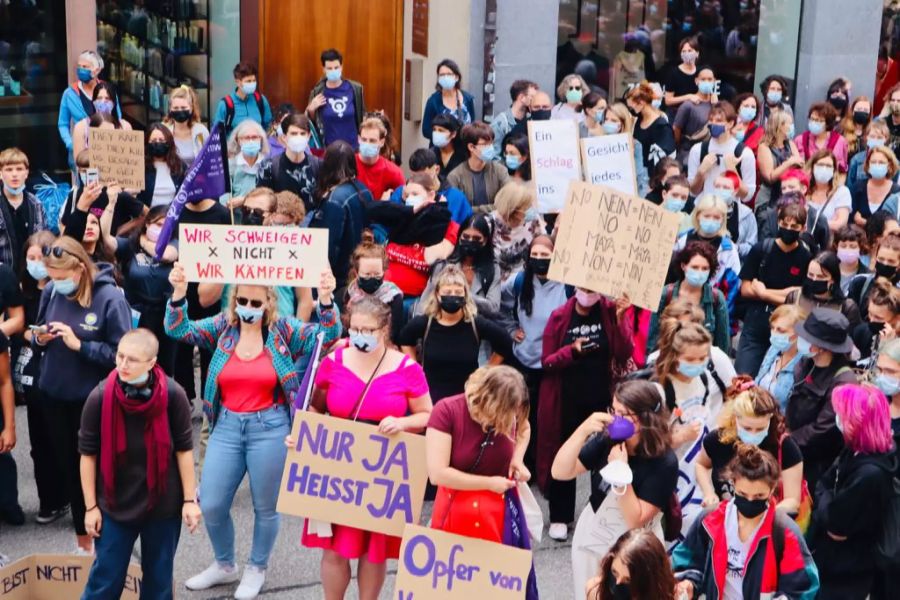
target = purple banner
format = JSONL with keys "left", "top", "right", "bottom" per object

{"left": 502, "top": 487, "right": 539, "bottom": 600}
{"left": 155, "top": 122, "right": 230, "bottom": 259}
{"left": 292, "top": 332, "right": 325, "bottom": 418}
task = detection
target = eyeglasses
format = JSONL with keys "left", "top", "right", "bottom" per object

{"left": 348, "top": 327, "right": 379, "bottom": 336}
{"left": 115, "top": 352, "right": 152, "bottom": 367}
{"left": 236, "top": 297, "right": 264, "bottom": 308}
{"left": 609, "top": 406, "right": 637, "bottom": 419}
{"left": 42, "top": 246, "right": 78, "bottom": 259}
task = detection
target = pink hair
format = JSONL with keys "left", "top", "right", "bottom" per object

{"left": 831, "top": 384, "right": 895, "bottom": 454}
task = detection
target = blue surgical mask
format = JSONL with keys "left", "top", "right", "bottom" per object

{"left": 241, "top": 81, "right": 257, "bottom": 95}
{"left": 787, "top": 123, "right": 796, "bottom": 138}
{"left": 26, "top": 260, "right": 47, "bottom": 281}
{"left": 685, "top": 268, "right": 710, "bottom": 287}
{"left": 739, "top": 106, "right": 757, "bottom": 123}
{"left": 594, "top": 109, "right": 606, "bottom": 124}
{"left": 664, "top": 196, "right": 686, "bottom": 212}
{"left": 699, "top": 218, "right": 720, "bottom": 236}
{"left": 602, "top": 121, "right": 621, "bottom": 135}
{"left": 813, "top": 165, "right": 834, "bottom": 184}
{"left": 76, "top": 67, "right": 93, "bottom": 83}
{"left": 3, "top": 183, "right": 25, "bottom": 196}
{"left": 651, "top": 99, "right": 662, "bottom": 109}
{"left": 808, "top": 121, "right": 825, "bottom": 136}
{"left": 505, "top": 155, "right": 521, "bottom": 170}
{"left": 734, "top": 129, "right": 746, "bottom": 142}
{"left": 714, "top": 188, "right": 734, "bottom": 205}
{"left": 93, "top": 99, "right": 114, "bottom": 115}
{"left": 875, "top": 372, "right": 900, "bottom": 397}
{"left": 359, "top": 142, "right": 380, "bottom": 159}
{"left": 678, "top": 360, "right": 706, "bottom": 379}
{"left": 736, "top": 423, "right": 769, "bottom": 446}
{"left": 796, "top": 336, "right": 814, "bottom": 357}
{"left": 868, "top": 137, "right": 885, "bottom": 149}
{"left": 709, "top": 123, "right": 726, "bottom": 138}
{"left": 565, "top": 88, "right": 583, "bottom": 104}
{"left": 432, "top": 130, "right": 451, "bottom": 148}
{"left": 52, "top": 277, "right": 78, "bottom": 296}
{"left": 349, "top": 330, "right": 379, "bottom": 353}
{"left": 770, "top": 332, "right": 792, "bottom": 352}
{"left": 766, "top": 90, "right": 782, "bottom": 105}
{"left": 124, "top": 371, "right": 150, "bottom": 386}
{"left": 869, "top": 163, "right": 889, "bottom": 179}
{"left": 325, "top": 69, "right": 342, "bottom": 82}
{"left": 479, "top": 145, "right": 496, "bottom": 162}
{"left": 438, "top": 75, "right": 457, "bottom": 90}
{"left": 524, "top": 207, "right": 538, "bottom": 222}
{"left": 240, "top": 140, "right": 261, "bottom": 157}
{"left": 405, "top": 195, "right": 424, "bottom": 209}
{"left": 235, "top": 305, "right": 264, "bottom": 324}
{"left": 698, "top": 80, "right": 716, "bottom": 95}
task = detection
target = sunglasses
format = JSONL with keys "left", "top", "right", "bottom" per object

{"left": 42, "top": 246, "right": 78, "bottom": 259}
{"left": 236, "top": 296, "right": 264, "bottom": 309}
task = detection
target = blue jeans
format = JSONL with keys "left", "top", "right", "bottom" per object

{"left": 200, "top": 405, "right": 289, "bottom": 568}
{"left": 735, "top": 303, "right": 773, "bottom": 376}
{"left": 81, "top": 513, "right": 181, "bottom": 599}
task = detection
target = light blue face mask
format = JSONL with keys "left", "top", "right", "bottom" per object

{"left": 432, "top": 130, "right": 450, "bottom": 148}
{"left": 240, "top": 140, "right": 261, "bottom": 157}
{"left": 53, "top": 277, "right": 77, "bottom": 296}
{"left": 769, "top": 332, "right": 792, "bottom": 352}
{"left": 123, "top": 371, "right": 150, "bottom": 386}
{"left": 713, "top": 188, "right": 734, "bottom": 205}
{"left": 875, "top": 372, "right": 900, "bottom": 397}
{"left": 26, "top": 260, "right": 47, "bottom": 281}
{"left": 325, "top": 68, "right": 342, "bottom": 82}
{"left": 677, "top": 360, "right": 706, "bottom": 379}
{"left": 479, "top": 145, "right": 497, "bottom": 162}
{"left": 808, "top": 121, "right": 825, "bottom": 136}
{"left": 813, "top": 165, "right": 834, "bottom": 184}
{"left": 739, "top": 106, "right": 757, "bottom": 123}
{"left": 787, "top": 123, "right": 795, "bottom": 138}
{"left": 505, "top": 155, "right": 521, "bottom": 170}
{"left": 651, "top": 99, "right": 662, "bottom": 109}
{"left": 697, "top": 80, "right": 716, "bottom": 95}
{"left": 565, "top": 88, "right": 583, "bottom": 104}
{"left": 664, "top": 196, "right": 686, "bottom": 213}
{"left": 438, "top": 75, "right": 457, "bottom": 90}
{"left": 235, "top": 305, "right": 264, "bottom": 324}
{"left": 869, "top": 163, "right": 889, "bottom": 180}
{"left": 684, "top": 268, "right": 710, "bottom": 287}
{"left": 767, "top": 90, "right": 783, "bottom": 105}
{"left": 241, "top": 81, "right": 257, "bottom": 95}
{"left": 594, "top": 109, "right": 605, "bottom": 124}
{"left": 3, "top": 183, "right": 25, "bottom": 196}
{"left": 602, "top": 121, "right": 621, "bottom": 135}
{"left": 699, "top": 218, "right": 720, "bottom": 236}
{"left": 349, "top": 330, "right": 379, "bottom": 353}
{"left": 736, "top": 423, "right": 769, "bottom": 446}
{"left": 734, "top": 129, "right": 746, "bottom": 142}
{"left": 524, "top": 207, "right": 538, "bottom": 222}
{"left": 796, "top": 336, "right": 814, "bottom": 357}
{"left": 359, "top": 142, "right": 380, "bottom": 159}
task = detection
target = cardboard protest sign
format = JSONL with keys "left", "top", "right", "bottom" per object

{"left": 89, "top": 129, "right": 145, "bottom": 191}
{"left": 548, "top": 181, "right": 680, "bottom": 311}
{"left": 394, "top": 525, "right": 532, "bottom": 600}
{"left": 0, "top": 554, "right": 142, "bottom": 599}
{"left": 527, "top": 119, "right": 582, "bottom": 213}
{"left": 580, "top": 133, "right": 637, "bottom": 196}
{"left": 178, "top": 224, "right": 328, "bottom": 287}
{"left": 277, "top": 412, "right": 428, "bottom": 537}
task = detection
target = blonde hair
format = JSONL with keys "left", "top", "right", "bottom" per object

{"left": 226, "top": 285, "right": 280, "bottom": 327}
{"left": 465, "top": 366, "right": 529, "bottom": 436}
{"left": 867, "top": 119, "right": 890, "bottom": 140}
{"left": 360, "top": 116, "right": 387, "bottom": 139}
{"left": 655, "top": 321, "right": 711, "bottom": 386}
{"left": 691, "top": 193, "right": 728, "bottom": 237}
{"left": 493, "top": 180, "right": 536, "bottom": 224}
{"left": 605, "top": 102, "right": 634, "bottom": 133}
{"left": 761, "top": 109, "right": 792, "bottom": 147}
{"left": 0, "top": 147, "right": 29, "bottom": 169}
{"left": 164, "top": 85, "right": 202, "bottom": 125}
{"left": 42, "top": 236, "right": 97, "bottom": 308}
{"left": 769, "top": 303, "right": 805, "bottom": 326}
{"left": 717, "top": 376, "right": 783, "bottom": 445}
{"left": 406, "top": 171, "right": 439, "bottom": 194}
{"left": 419, "top": 264, "right": 477, "bottom": 321}
{"left": 273, "top": 190, "right": 306, "bottom": 223}
{"left": 556, "top": 73, "right": 589, "bottom": 104}
{"left": 244, "top": 187, "right": 277, "bottom": 212}
{"left": 661, "top": 297, "right": 705, "bottom": 324}
{"left": 864, "top": 145, "right": 900, "bottom": 180}
{"left": 227, "top": 119, "right": 271, "bottom": 157}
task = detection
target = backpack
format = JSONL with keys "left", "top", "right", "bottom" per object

{"left": 223, "top": 91, "right": 264, "bottom": 132}
{"left": 699, "top": 138, "right": 747, "bottom": 165}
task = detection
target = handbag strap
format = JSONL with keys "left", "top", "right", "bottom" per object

{"left": 348, "top": 347, "right": 389, "bottom": 422}
{"left": 438, "top": 429, "right": 496, "bottom": 529}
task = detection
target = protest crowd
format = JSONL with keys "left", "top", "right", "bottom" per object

{"left": 2, "top": 24, "right": 900, "bottom": 600}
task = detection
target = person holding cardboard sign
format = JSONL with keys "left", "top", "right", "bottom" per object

{"left": 166, "top": 265, "right": 341, "bottom": 599}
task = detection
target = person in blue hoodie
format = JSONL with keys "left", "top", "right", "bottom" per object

{"left": 57, "top": 51, "right": 121, "bottom": 167}
{"left": 33, "top": 236, "right": 131, "bottom": 555}
{"left": 388, "top": 148, "right": 472, "bottom": 226}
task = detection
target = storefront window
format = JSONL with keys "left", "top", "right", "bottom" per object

{"left": 877, "top": 1, "right": 900, "bottom": 115}
{"left": 0, "top": 0, "right": 69, "bottom": 175}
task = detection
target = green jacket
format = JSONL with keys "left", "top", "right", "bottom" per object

{"left": 308, "top": 77, "right": 366, "bottom": 138}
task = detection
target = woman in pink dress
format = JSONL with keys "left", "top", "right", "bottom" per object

{"left": 290, "top": 296, "right": 432, "bottom": 600}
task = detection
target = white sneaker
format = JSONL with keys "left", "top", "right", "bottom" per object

{"left": 0, "top": 553, "right": 9, "bottom": 567}
{"left": 72, "top": 544, "right": 93, "bottom": 556}
{"left": 548, "top": 522, "right": 568, "bottom": 541}
{"left": 234, "top": 565, "right": 266, "bottom": 600}
{"left": 185, "top": 562, "right": 239, "bottom": 591}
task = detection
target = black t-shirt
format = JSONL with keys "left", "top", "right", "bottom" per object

{"left": 397, "top": 315, "right": 512, "bottom": 402}
{"left": 633, "top": 115, "right": 677, "bottom": 169}
{"left": 256, "top": 153, "right": 322, "bottom": 212}
{"left": 664, "top": 64, "right": 698, "bottom": 98}
{"left": 561, "top": 307, "right": 612, "bottom": 422}
{"left": 740, "top": 240, "right": 813, "bottom": 308}
{"left": 702, "top": 430, "right": 802, "bottom": 498}
{"left": 115, "top": 237, "right": 175, "bottom": 313}
{"left": 0, "top": 264, "right": 24, "bottom": 312}
{"left": 432, "top": 146, "right": 466, "bottom": 181}
{"left": 61, "top": 188, "right": 145, "bottom": 236}
{"left": 579, "top": 432, "right": 679, "bottom": 511}
{"left": 4, "top": 198, "right": 28, "bottom": 259}
{"left": 178, "top": 202, "right": 231, "bottom": 319}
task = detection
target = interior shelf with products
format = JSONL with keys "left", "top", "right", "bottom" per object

{"left": 96, "top": 0, "right": 211, "bottom": 128}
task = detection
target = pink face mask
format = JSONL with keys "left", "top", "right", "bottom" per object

{"left": 575, "top": 290, "right": 602, "bottom": 307}
{"left": 146, "top": 224, "right": 162, "bottom": 243}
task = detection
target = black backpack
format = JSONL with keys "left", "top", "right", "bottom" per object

{"left": 699, "top": 138, "right": 747, "bottom": 165}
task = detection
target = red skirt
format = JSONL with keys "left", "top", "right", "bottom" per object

{"left": 301, "top": 520, "right": 401, "bottom": 564}
{"left": 431, "top": 486, "right": 504, "bottom": 543}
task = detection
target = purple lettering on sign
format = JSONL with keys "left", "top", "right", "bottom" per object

{"left": 285, "top": 464, "right": 370, "bottom": 506}
{"left": 296, "top": 420, "right": 355, "bottom": 462}
{"left": 401, "top": 535, "right": 481, "bottom": 591}
{"left": 367, "top": 479, "right": 413, "bottom": 521}
{"left": 362, "top": 437, "right": 411, "bottom": 479}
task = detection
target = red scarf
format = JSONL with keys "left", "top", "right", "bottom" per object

{"left": 100, "top": 365, "right": 171, "bottom": 511}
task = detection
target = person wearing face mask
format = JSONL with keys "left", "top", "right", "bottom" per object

{"left": 78, "top": 329, "right": 200, "bottom": 599}
{"left": 755, "top": 304, "right": 804, "bottom": 409}
{"left": 136, "top": 124, "right": 185, "bottom": 209}
{"left": 673, "top": 445, "right": 820, "bottom": 600}
{"left": 502, "top": 132, "right": 533, "bottom": 182}
{"left": 163, "top": 85, "right": 210, "bottom": 168}
{"left": 225, "top": 120, "right": 270, "bottom": 205}
{"left": 848, "top": 234, "right": 900, "bottom": 321}
{"left": 588, "top": 530, "right": 677, "bottom": 600}
{"left": 33, "top": 237, "right": 132, "bottom": 554}
{"left": 625, "top": 83, "right": 676, "bottom": 172}
{"left": 537, "top": 286, "right": 634, "bottom": 542}
{"left": 839, "top": 96, "right": 872, "bottom": 156}
{"left": 687, "top": 101, "right": 757, "bottom": 200}
{"left": 0, "top": 148, "right": 48, "bottom": 273}
{"left": 663, "top": 38, "right": 703, "bottom": 117}
{"left": 166, "top": 265, "right": 340, "bottom": 598}
{"left": 805, "top": 148, "right": 851, "bottom": 233}
{"left": 847, "top": 120, "right": 893, "bottom": 190}
{"left": 213, "top": 62, "right": 273, "bottom": 135}
{"left": 826, "top": 77, "right": 852, "bottom": 120}
{"left": 490, "top": 79, "right": 538, "bottom": 157}
{"left": 70, "top": 82, "right": 132, "bottom": 163}
{"left": 419, "top": 214, "right": 501, "bottom": 318}
{"left": 785, "top": 251, "right": 862, "bottom": 327}
{"left": 808, "top": 383, "right": 895, "bottom": 600}
{"left": 672, "top": 66, "right": 718, "bottom": 163}
{"left": 345, "top": 242, "right": 404, "bottom": 342}
{"left": 796, "top": 103, "right": 849, "bottom": 172}
{"left": 851, "top": 277, "right": 900, "bottom": 362}
{"left": 307, "top": 48, "right": 366, "bottom": 148}
{"left": 421, "top": 58, "right": 475, "bottom": 140}
{"left": 834, "top": 225, "right": 868, "bottom": 294}
{"left": 712, "top": 171, "right": 757, "bottom": 258}
{"left": 551, "top": 73, "right": 590, "bottom": 124}
{"left": 399, "top": 265, "right": 511, "bottom": 402}
{"left": 355, "top": 116, "right": 404, "bottom": 200}
{"left": 731, "top": 93, "right": 764, "bottom": 153}
{"left": 697, "top": 376, "right": 805, "bottom": 518}
{"left": 873, "top": 338, "right": 900, "bottom": 435}
{"left": 756, "top": 111, "right": 805, "bottom": 215}
{"left": 757, "top": 74, "right": 794, "bottom": 128}
{"left": 486, "top": 181, "right": 546, "bottom": 282}
{"left": 429, "top": 113, "right": 466, "bottom": 179}
{"left": 387, "top": 148, "right": 472, "bottom": 226}
{"left": 447, "top": 122, "right": 511, "bottom": 208}
{"left": 851, "top": 145, "right": 900, "bottom": 227}
{"left": 552, "top": 381, "right": 677, "bottom": 598}
{"left": 785, "top": 308, "right": 859, "bottom": 492}
{"left": 255, "top": 113, "right": 322, "bottom": 212}
{"left": 649, "top": 242, "right": 729, "bottom": 354}
{"left": 657, "top": 175, "right": 693, "bottom": 234}
{"left": 291, "top": 297, "right": 431, "bottom": 600}
{"left": 581, "top": 102, "right": 650, "bottom": 197}
{"left": 645, "top": 158, "right": 682, "bottom": 205}
{"left": 520, "top": 90, "right": 554, "bottom": 131}
{"left": 578, "top": 91, "right": 610, "bottom": 138}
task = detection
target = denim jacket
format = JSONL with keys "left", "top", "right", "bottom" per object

{"left": 755, "top": 346, "right": 801, "bottom": 410}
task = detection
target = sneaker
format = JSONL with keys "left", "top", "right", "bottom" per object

{"left": 0, "top": 553, "right": 9, "bottom": 567}
{"left": 548, "top": 522, "right": 568, "bottom": 541}
{"left": 36, "top": 505, "right": 70, "bottom": 525}
{"left": 0, "top": 505, "right": 25, "bottom": 526}
{"left": 185, "top": 562, "right": 240, "bottom": 591}
{"left": 234, "top": 566, "right": 266, "bottom": 600}
{"left": 72, "top": 545, "right": 93, "bottom": 557}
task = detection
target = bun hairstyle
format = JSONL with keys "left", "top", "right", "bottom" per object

{"left": 723, "top": 444, "right": 781, "bottom": 488}
{"left": 717, "top": 375, "right": 785, "bottom": 450}
{"left": 869, "top": 276, "right": 900, "bottom": 316}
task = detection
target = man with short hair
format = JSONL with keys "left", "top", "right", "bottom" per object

{"left": 307, "top": 48, "right": 366, "bottom": 147}
{"left": 0, "top": 148, "right": 47, "bottom": 271}
{"left": 687, "top": 101, "right": 757, "bottom": 199}
{"left": 491, "top": 80, "right": 538, "bottom": 155}
{"left": 447, "top": 122, "right": 511, "bottom": 208}
{"left": 213, "top": 62, "right": 273, "bottom": 133}
{"left": 509, "top": 90, "right": 553, "bottom": 139}
{"left": 356, "top": 117, "right": 404, "bottom": 200}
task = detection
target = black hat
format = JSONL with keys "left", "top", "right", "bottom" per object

{"left": 794, "top": 307, "right": 853, "bottom": 354}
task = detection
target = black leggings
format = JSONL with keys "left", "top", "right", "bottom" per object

{"left": 43, "top": 396, "right": 88, "bottom": 536}
{"left": 27, "top": 388, "right": 67, "bottom": 512}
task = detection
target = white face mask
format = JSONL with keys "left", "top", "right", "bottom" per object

{"left": 599, "top": 460, "right": 633, "bottom": 496}
{"left": 286, "top": 134, "right": 309, "bottom": 154}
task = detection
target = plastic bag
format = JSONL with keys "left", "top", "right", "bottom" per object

{"left": 33, "top": 172, "right": 71, "bottom": 234}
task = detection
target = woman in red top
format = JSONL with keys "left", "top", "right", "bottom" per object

{"left": 426, "top": 365, "right": 531, "bottom": 543}
{"left": 292, "top": 297, "right": 432, "bottom": 600}
{"left": 732, "top": 92, "right": 765, "bottom": 155}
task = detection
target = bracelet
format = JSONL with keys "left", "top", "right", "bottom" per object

{"left": 86, "top": 504, "right": 98, "bottom": 512}
{"left": 183, "top": 499, "right": 197, "bottom": 504}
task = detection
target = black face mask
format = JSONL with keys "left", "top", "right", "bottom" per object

{"left": 530, "top": 257, "right": 551, "bottom": 276}
{"left": 875, "top": 260, "right": 897, "bottom": 280}
{"left": 530, "top": 109, "right": 551, "bottom": 121}
{"left": 148, "top": 142, "right": 169, "bottom": 157}
{"left": 607, "top": 578, "right": 631, "bottom": 600}
{"left": 243, "top": 210, "right": 265, "bottom": 226}
{"left": 733, "top": 494, "right": 769, "bottom": 518}
{"left": 627, "top": 104, "right": 641, "bottom": 117}
{"left": 869, "top": 321, "right": 886, "bottom": 335}
{"left": 170, "top": 109, "right": 192, "bottom": 123}
{"left": 852, "top": 110, "right": 870, "bottom": 125}
{"left": 829, "top": 95, "right": 848, "bottom": 112}
{"left": 777, "top": 226, "right": 800, "bottom": 245}
{"left": 439, "top": 295, "right": 465, "bottom": 314}
{"left": 458, "top": 239, "right": 482, "bottom": 256}
{"left": 802, "top": 277, "right": 830, "bottom": 297}
{"left": 357, "top": 276, "right": 383, "bottom": 294}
